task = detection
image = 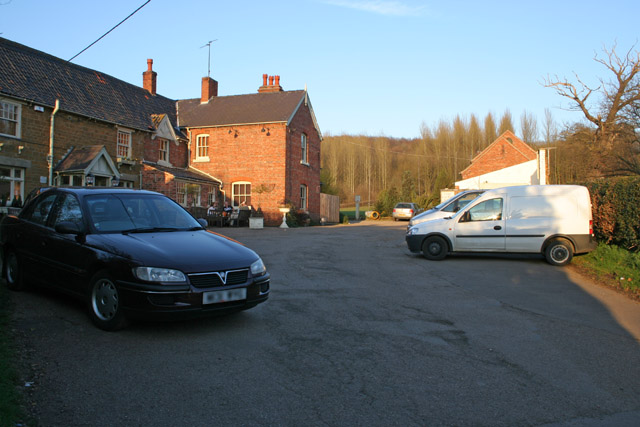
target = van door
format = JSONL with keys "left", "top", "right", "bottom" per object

{"left": 453, "top": 197, "right": 506, "bottom": 251}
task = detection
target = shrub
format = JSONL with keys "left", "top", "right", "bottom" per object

{"left": 584, "top": 177, "right": 640, "bottom": 251}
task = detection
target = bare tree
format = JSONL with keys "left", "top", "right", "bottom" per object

{"left": 520, "top": 110, "right": 538, "bottom": 143}
{"left": 543, "top": 44, "right": 640, "bottom": 149}
{"left": 498, "top": 109, "right": 514, "bottom": 135}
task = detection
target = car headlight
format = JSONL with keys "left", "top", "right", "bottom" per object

{"left": 134, "top": 267, "right": 186, "bottom": 283}
{"left": 407, "top": 227, "right": 419, "bottom": 235}
{"left": 251, "top": 258, "right": 267, "bottom": 277}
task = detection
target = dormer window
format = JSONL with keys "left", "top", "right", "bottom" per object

{"left": 159, "top": 139, "right": 169, "bottom": 163}
{"left": 117, "top": 129, "right": 132, "bottom": 159}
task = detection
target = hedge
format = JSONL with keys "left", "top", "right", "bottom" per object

{"left": 583, "top": 177, "right": 640, "bottom": 251}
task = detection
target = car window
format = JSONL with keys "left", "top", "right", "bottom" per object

{"left": 85, "top": 194, "right": 200, "bottom": 233}
{"left": 26, "top": 193, "right": 58, "bottom": 226}
{"left": 51, "top": 193, "right": 84, "bottom": 230}
{"left": 466, "top": 198, "right": 503, "bottom": 221}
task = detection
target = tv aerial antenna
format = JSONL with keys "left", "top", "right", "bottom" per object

{"left": 200, "top": 39, "right": 218, "bottom": 77}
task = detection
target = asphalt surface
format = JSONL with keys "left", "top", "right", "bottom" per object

{"left": 6, "top": 221, "right": 640, "bottom": 426}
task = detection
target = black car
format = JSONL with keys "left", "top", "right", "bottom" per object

{"left": 0, "top": 187, "right": 269, "bottom": 330}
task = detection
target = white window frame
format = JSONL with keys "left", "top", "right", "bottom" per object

{"left": 196, "top": 134, "right": 209, "bottom": 161}
{"left": 159, "top": 139, "right": 170, "bottom": 164}
{"left": 301, "top": 133, "right": 308, "bottom": 165}
{"left": 117, "top": 129, "right": 132, "bottom": 159}
{"left": 300, "top": 184, "right": 308, "bottom": 210}
{"left": 176, "top": 181, "right": 187, "bottom": 206}
{"left": 232, "top": 181, "right": 251, "bottom": 208}
{"left": 0, "top": 166, "right": 25, "bottom": 205}
{"left": 0, "top": 100, "right": 22, "bottom": 139}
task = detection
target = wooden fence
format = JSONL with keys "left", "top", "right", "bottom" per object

{"left": 320, "top": 193, "right": 340, "bottom": 223}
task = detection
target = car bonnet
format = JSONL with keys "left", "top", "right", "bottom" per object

{"left": 87, "top": 230, "right": 259, "bottom": 273}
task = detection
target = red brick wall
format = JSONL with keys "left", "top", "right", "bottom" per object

{"left": 460, "top": 131, "right": 537, "bottom": 180}
{"left": 286, "top": 102, "right": 321, "bottom": 221}
{"left": 143, "top": 137, "right": 188, "bottom": 168}
{"left": 188, "top": 102, "right": 321, "bottom": 225}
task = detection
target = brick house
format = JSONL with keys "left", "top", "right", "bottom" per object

{"left": 177, "top": 74, "right": 322, "bottom": 225}
{"left": 0, "top": 38, "right": 219, "bottom": 207}
{"left": 455, "top": 130, "right": 547, "bottom": 189}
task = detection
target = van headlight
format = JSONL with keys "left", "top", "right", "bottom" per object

{"left": 134, "top": 267, "right": 186, "bottom": 283}
{"left": 251, "top": 258, "right": 267, "bottom": 277}
{"left": 407, "top": 227, "right": 419, "bottom": 235}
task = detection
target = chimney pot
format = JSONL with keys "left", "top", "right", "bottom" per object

{"left": 262, "top": 74, "right": 268, "bottom": 86}
{"left": 275, "top": 75, "right": 280, "bottom": 86}
{"left": 269, "top": 75, "right": 274, "bottom": 86}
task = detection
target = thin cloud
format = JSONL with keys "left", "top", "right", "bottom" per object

{"left": 322, "top": 0, "right": 427, "bottom": 17}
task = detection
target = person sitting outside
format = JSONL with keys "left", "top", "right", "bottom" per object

{"left": 222, "top": 201, "right": 233, "bottom": 217}
{"left": 207, "top": 202, "right": 219, "bottom": 216}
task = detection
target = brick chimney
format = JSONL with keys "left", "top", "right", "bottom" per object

{"left": 143, "top": 59, "right": 157, "bottom": 95}
{"left": 258, "top": 74, "right": 283, "bottom": 93}
{"left": 201, "top": 77, "right": 218, "bottom": 103}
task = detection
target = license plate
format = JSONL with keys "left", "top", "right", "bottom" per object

{"left": 203, "top": 288, "right": 247, "bottom": 304}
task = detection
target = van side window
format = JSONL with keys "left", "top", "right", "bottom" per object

{"left": 467, "top": 198, "right": 503, "bottom": 221}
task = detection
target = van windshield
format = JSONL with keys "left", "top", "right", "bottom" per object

{"left": 439, "top": 191, "right": 484, "bottom": 212}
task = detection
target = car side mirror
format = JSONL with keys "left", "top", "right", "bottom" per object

{"left": 197, "top": 218, "right": 208, "bottom": 228}
{"left": 55, "top": 221, "right": 84, "bottom": 235}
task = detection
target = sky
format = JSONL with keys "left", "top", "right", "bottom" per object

{"left": 1, "top": 0, "right": 639, "bottom": 139}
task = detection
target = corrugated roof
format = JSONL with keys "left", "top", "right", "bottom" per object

{"left": 0, "top": 37, "right": 176, "bottom": 132}
{"left": 178, "top": 90, "right": 307, "bottom": 127}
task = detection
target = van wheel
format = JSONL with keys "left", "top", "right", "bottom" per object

{"left": 545, "top": 239, "right": 573, "bottom": 266}
{"left": 422, "top": 236, "right": 448, "bottom": 260}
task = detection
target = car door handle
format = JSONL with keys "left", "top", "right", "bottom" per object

{"left": 494, "top": 226, "right": 502, "bottom": 230}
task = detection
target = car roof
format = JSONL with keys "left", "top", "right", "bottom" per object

{"left": 45, "top": 187, "right": 161, "bottom": 196}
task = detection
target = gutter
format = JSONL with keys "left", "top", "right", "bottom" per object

{"left": 48, "top": 99, "right": 60, "bottom": 185}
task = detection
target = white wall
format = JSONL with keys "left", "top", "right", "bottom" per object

{"left": 455, "top": 159, "right": 540, "bottom": 190}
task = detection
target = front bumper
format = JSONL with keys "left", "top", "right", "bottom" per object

{"left": 406, "top": 234, "right": 425, "bottom": 253}
{"left": 117, "top": 273, "right": 270, "bottom": 320}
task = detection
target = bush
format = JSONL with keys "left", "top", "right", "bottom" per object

{"left": 374, "top": 187, "right": 400, "bottom": 217}
{"left": 584, "top": 177, "right": 640, "bottom": 251}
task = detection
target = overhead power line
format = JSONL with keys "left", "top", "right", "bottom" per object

{"left": 68, "top": 0, "right": 151, "bottom": 62}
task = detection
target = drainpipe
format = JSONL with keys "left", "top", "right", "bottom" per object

{"left": 48, "top": 99, "right": 60, "bottom": 185}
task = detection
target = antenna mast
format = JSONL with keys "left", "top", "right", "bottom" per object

{"left": 200, "top": 39, "right": 218, "bottom": 77}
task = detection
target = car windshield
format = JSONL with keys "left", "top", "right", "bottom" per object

{"left": 396, "top": 203, "right": 412, "bottom": 209}
{"left": 85, "top": 193, "right": 202, "bottom": 233}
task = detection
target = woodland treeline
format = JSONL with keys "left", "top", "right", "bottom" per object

{"left": 321, "top": 45, "right": 640, "bottom": 209}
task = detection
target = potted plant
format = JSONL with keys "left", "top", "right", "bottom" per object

{"left": 249, "top": 206, "right": 264, "bottom": 229}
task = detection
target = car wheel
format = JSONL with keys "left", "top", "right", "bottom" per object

{"left": 88, "top": 271, "right": 128, "bottom": 331}
{"left": 422, "top": 236, "right": 448, "bottom": 260}
{"left": 544, "top": 239, "right": 574, "bottom": 266}
{"left": 4, "top": 251, "right": 26, "bottom": 291}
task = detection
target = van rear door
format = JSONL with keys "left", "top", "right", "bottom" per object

{"left": 453, "top": 196, "right": 506, "bottom": 251}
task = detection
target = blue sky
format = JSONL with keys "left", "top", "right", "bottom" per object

{"left": 1, "top": 0, "right": 639, "bottom": 139}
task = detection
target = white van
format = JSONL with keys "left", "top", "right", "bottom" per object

{"left": 406, "top": 185, "right": 597, "bottom": 266}
{"left": 408, "top": 190, "right": 484, "bottom": 228}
